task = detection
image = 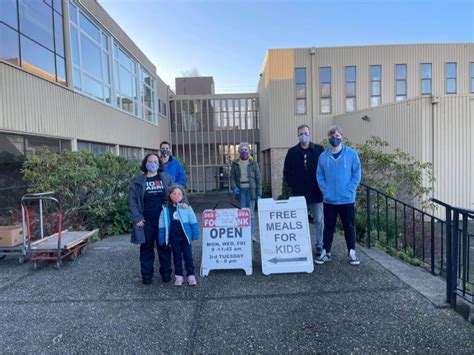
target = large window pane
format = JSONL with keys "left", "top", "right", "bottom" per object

{"left": 70, "top": 26, "right": 80, "bottom": 65}
{"left": 396, "top": 81, "right": 406, "bottom": 95}
{"left": 19, "top": 0, "right": 54, "bottom": 50}
{"left": 345, "top": 66, "right": 356, "bottom": 82}
{"left": 321, "top": 83, "right": 331, "bottom": 97}
{"left": 421, "top": 79, "right": 431, "bottom": 95}
{"left": 118, "top": 48, "right": 132, "bottom": 70}
{"left": 421, "top": 63, "right": 431, "bottom": 79}
{"left": 346, "top": 98, "right": 355, "bottom": 112}
{"left": 446, "top": 63, "right": 456, "bottom": 78}
{"left": 396, "top": 64, "right": 406, "bottom": 79}
{"left": 295, "top": 68, "right": 306, "bottom": 84}
{"left": 69, "top": 2, "right": 77, "bottom": 24}
{"left": 83, "top": 74, "right": 104, "bottom": 101}
{"left": 54, "top": 12, "right": 64, "bottom": 56}
{"left": 296, "top": 84, "right": 306, "bottom": 98}
{"left": 56, "top": 55, "right": 66, "bottom": 85}
{"left": 53, "top": 0, "right": 62, "bottom": 14}
{"left": 296, "top": 99, "right": 306, "bottom": 114}
{"left": 320, "top": 67, "right": 331, "bottom": 82}
{"left": 25, "top": 135, "right": 61, "bottom": 155}
{"left": 321, "top": 98, "right": 331, "bottom": 113}
{"left": 371, "top": 82, "right": 380, "bottom": 96}
{"left": 0, "top": 0, "right": 18, "bottom": 29}
{"left": 345, "top": 82, "right": 355, "bottom": 97}
{"left": 81, "top": 34, "right": 102, "bottom": 78}
{"left": 20, "top": 35, "right": 55, "bottom": 79}
{"left": 446, "top": 79, "right": 456, "bottom": 94}
{"left": 79, "top": 12, "right": 100, "bottom": 43}
{"left": 73, "top": 67, "right": 81, "bottom": 90}
{"left": 119, "top": 66, "right": 133, "bottom": 97}
{"left": 0, "top": 23, "right": 20, "bottom": 65}
{"left": 370, "top": 65, "right": 381, "bottom": 80}
{"left": 371, "top": 97, "right": 381, "bottom": 107}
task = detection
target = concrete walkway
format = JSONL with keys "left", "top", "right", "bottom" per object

{"left": 0, "top": 194, "right": 473, "bottom": 353}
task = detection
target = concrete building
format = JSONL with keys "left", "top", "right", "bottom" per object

{"left": 257, "top": 44, "right": 474, "bottom": 211}
{"left": 0, "top": 0, "right": 170, "bottom": 186}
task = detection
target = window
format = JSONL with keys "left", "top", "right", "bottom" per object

{"left": 69, "top": 3, "right": 112, "bottom": 103}
{"left": 77, "top": 140, "right": 113, "bottom": 154}
{"left": 345, "top": 66, "right": 356, "bottom": 112}
{"left": 421, "top": 63, "right": 432, "bottom": 96}
{"left": 141, "top": 68, "right": 156, "bottom": 123}
{"left": 370, "top": 65, "right": 381, "bottom": 107}
{"left": 295, "top": 68, "right": 306, "bottom": 114}
{"left": 446, "top": 62, "right": 457, "bottom": 94}
{"left": 395, "top": 64, "right": 407, "bottom": 101}
{"left": 0, "top": 0, "right": 66, "bottom": 84}
{"left": 471, "top": 63, "right": 474, "bottom": 94}
{"left": 320, "top": 67, "right": 331, "bottom": 113}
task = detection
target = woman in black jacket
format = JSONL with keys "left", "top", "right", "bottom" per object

{"left": 128, "top": 153, "right": 176, "bottom": 285}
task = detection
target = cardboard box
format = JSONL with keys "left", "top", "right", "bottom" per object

{"left": 0, "top": 225, "right": 23, "bottom": 247}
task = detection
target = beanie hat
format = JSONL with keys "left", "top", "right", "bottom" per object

{"left": 238, "top": 142, "right": 250, "bottom": 150}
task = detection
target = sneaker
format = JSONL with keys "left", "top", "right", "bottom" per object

{"left": 174, "top": 275, "right": 184, "bottom": 286}
{"left": 348, "top": 249, "right": 360, "bottom": 265}
{"left": 315, "top": 246, "right": 323, "bottom": 257}
{"left": 187, "top": 275, "right": 197, "bottom": 286}
{"left": 314, "top": 249, "right": 331, "bottom": 264}
{"left": 252, "top": 235, "right": 258, "bottom": 242}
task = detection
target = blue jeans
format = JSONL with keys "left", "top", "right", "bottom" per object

{"left": 239, "top": 187, "right": 256, "bottom": 234}
{"left": 169, "top": 233, "right": 195, "bottom": 277}
{"left": 307, "top": 202, "right": 324, "bottom": 248}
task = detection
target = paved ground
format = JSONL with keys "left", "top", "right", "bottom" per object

{"left": 0, "top": 193, "right": 473, "bottom": 353}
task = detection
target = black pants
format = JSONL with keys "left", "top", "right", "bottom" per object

{"left": 170, "top": 233, "right": 195, "bottom": 277}
{"left": 322, "top": 203, "right": 356, "bottom": 253}
{"left": 140, "top": 223, "right": 172, "bottom": 282}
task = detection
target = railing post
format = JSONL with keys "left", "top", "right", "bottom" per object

{"left": 430, "top": 217, "right": 435, "bottom": 274}
{"left": 445, "top": 205, "right": 452, "bottom": 305}
{"left": 366, "top": 187, "right": 371, "bottom": 248}
{"left": 451, "top": 210, "right": 459, "bottom": 308}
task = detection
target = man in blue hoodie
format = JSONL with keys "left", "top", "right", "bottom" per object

{"left": 159, "top": 141, "right": 187, "bottom": 187}
{"left": 315, "top": 126, "right": 361, "bottom": 266}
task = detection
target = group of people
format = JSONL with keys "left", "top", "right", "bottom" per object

{"left": 284, "top": 125, "right": 361, "bottom": 266}
{"left": 128, "top": 125, "right": 361, "bottom": 287}
{"left": 128, "top": 141, "right": 198, "bottom": 287}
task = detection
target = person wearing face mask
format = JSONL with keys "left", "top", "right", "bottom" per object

{"left": 315, "top": 126, "right": 361, "bottom": 266}
{"left": 230, "top": 142, "right": 262, "bottom": 242}
{"left": 159, "top": 141, "right": 187, "bottom": 187}
{"left": 283, "top": 124, "right": 325, "bottom": 256}
{"left": 128, "top": 153, "right": 188, "bottom": 285}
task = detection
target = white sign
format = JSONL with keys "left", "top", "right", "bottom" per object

{"left": 258, "top": 196, "right": 314, "bottom": 275}
{"left": 200, "top": 208, "right": 252, "bottom": 276}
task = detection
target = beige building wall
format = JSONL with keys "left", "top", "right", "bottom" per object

{"left": 0, "top": 62, "right": 162, "bottom": 149}
{"left": 258, "top": 44, "right": 474, "bottom": 207}
{"left": 334, "top": 95, "right": 473, "bottom": 212}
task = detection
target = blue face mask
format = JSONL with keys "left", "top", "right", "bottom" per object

{"left": 240, "top": 151, "right": 249, "bottom": 160}
{"left": 298, "top": 134, "right": 310, "bottom": 143}
{"left": 329, "top": 136, "right": 342, "bottom": 147}
{"left": 146, "top": 162, "right": 159, "bottom": 172}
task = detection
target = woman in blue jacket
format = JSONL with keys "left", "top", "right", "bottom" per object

{"left": 315, "top": 126, "right": 361, "bottom": 266}
{"left": 158, "top": 186, "right": 199, "bottom": 286}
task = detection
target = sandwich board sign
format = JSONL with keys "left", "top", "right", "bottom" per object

{"left": 200, "top": 208, "right": 252, "bottom": 276}
{"left": 258, "top": 196, "right": 314, "bottom": 275}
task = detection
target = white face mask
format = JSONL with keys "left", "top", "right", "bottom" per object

{"left": 299, "top": 134, "right": 310, "bottom": 143}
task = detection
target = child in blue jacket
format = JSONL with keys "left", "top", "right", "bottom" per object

{"left": 158, "top": 186, "right": 199, "bottom": 286}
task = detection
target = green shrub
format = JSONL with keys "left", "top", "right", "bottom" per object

{"left": 22, "top": 150, "right": 139, "bottom": 237}
{"left": 262, "top": 181, "right": 272, "bottom": 198}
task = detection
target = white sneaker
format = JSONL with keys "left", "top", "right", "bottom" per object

{"left": 252, "top": 235, "right": 257, "bottom": 242}
{"left": 348, "top": 249, "right": 360, "bottom": 265}
{"left": 314, "top": 249, "right": 331, "bottom": 264}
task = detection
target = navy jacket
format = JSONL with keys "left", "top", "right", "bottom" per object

{"left": 283, "top": 142, "right": 324, "bottom": 203}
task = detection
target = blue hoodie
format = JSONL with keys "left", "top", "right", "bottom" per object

{"left": 162, "top": 156, "right": 186, "bottom": 187}
{"left": 316, "top": 145, "right": 361, "bottom": 204}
